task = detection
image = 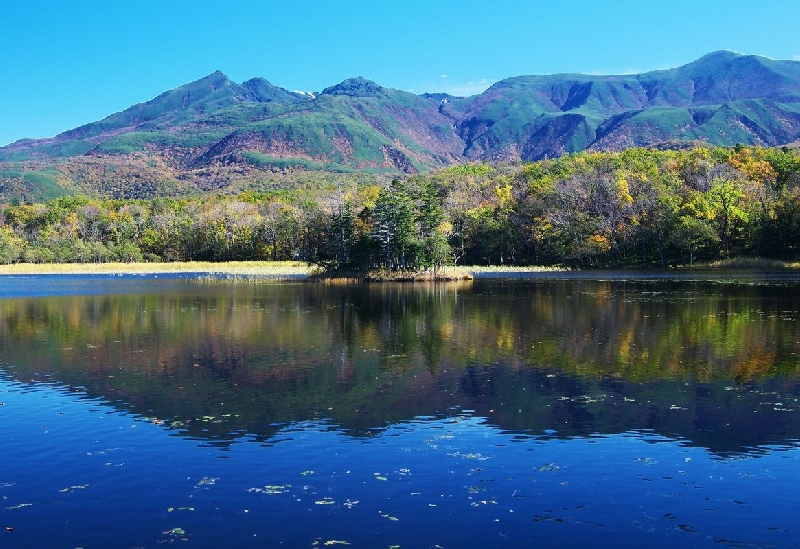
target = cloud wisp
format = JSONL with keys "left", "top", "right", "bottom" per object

{"left": 411, "top": 75, "right": 495, "bottom": 97}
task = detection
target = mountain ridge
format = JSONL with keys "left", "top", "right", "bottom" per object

{"left": 3, "top": 51, "right": 800, "bottom": 198}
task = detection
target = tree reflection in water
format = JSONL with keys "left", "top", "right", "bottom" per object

{"left": 1, "top": 274, "right": 800, "bottom": 456}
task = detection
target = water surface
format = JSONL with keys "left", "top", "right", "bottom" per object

{"left": 1, "top": 273, "right": 799, "bottom": 547}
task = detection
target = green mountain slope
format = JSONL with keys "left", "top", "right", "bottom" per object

{"left": 458, "top": 51, "right": 800, "bottom": 159}
{"left": 193, "top": 77, "right": 465, "bottom": 173}
{"left": 3, "top": 51, "right": 800, "bottom": 199}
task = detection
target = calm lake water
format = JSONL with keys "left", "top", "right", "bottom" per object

{"left": 1, "top": 272, "right": 800, "bottom": 548}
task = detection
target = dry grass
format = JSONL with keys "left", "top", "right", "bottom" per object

{"left": 361, "top": 268, "right": 473, "bottom": 282}
{"left": 0, "top": 261, "right": 314, "bottom": 276}
{"left": 309, "top": 265, "right": 564, "bottom": 282}
{"left": 463, "top": 265, "right": 567, "bottom": 273}
{"left": 9, "top": 259, "right": 793, "bottom": 277}
{"left": 0, "top": 262, "right": 571, "bottom": 278}
{"left": 693, "top": 257, "right": 798, "bottom": 270}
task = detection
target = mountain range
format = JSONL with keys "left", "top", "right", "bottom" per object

{"left": 3, "top": 50, "right": 800, "bottom": 199}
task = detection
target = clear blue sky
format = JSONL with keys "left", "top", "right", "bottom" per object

{"left": 2, "top": 0, "right": 799, "bottom": 146}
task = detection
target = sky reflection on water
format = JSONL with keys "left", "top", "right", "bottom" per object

{"left": 2, "top": 274, "right": 800, "bottom": 547}
{"left": 2, "top": 375, "right": 799, "bottom": 549}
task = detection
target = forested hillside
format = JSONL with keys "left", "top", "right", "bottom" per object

{"left": 1, "top": 145, "right": 799, "bottom": 269}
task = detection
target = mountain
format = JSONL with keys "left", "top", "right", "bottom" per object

{"left": 3, "top": 51, "right": 800, "bottom": 199}
{"left": 456, "top": 51, "right": 800, "bottom": 160}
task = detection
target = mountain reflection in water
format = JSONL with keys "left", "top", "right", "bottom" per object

{"left": 2, "top": 274, "right": 799, "bottom": 457}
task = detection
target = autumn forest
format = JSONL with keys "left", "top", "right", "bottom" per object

{"left": 1, "top": 145, "right": 800, "bottom": 270}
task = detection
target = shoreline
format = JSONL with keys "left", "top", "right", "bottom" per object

{"left": 0, "top": 262, "right": 566, "bottom": 278}
{"left": 0, "top": 259, "right": 796, "bottom": 278}
{"left": 0, "top": 261, "right": 314, "bottom": 276}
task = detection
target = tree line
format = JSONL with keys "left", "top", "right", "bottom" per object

{"left": 1, "top": 145, "right": 800, "bottom": 269}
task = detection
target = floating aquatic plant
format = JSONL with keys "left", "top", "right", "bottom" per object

{"left": 315, "top": 498, "right": 335, "bottom": 505}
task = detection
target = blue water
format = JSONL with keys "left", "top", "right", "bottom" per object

{"left": 2, "top": 274, "right": 800, "bottom": 548}
{"left": 0, "top": 273, "right": 211, "bottom": 299}
{"left": 2, "top": 375, "right": 798, "bottom": 548}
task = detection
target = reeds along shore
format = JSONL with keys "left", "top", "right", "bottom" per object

{"left": 0, "top": 259, "right": 796, "bottom": 278}
{"left": 0, "top": 262, "right": 559, "bottom": 281}
{"left": 0, "top": 261, "right": 312, "bottom": 276}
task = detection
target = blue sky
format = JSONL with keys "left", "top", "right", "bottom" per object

{"left": 2, "top": 0, "right": 800, "bottom": 146}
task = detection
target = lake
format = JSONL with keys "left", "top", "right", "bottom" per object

{"left": 1, "top": 272, "right": 800, "bottom": 548}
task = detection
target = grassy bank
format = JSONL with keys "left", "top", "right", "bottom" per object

{"left": 465, "top": 265, "right": 568, "bottom": 274}
{"left": 0, "top": 259, "right": 795, "bottom": 278}
{"left": 0, "top": 261, "right": 559, "bottom": 277}
{"left": 0, "top": 261, "right": 314, "bottom": 276}
{"left": 691, "top": 257, "right": 800, "bottom": 270}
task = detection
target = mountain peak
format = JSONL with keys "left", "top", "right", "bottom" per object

{"left": 195, "top": 70, "right": 233, "bottom": 84}
{"left": 697, "top": 50, "right": 743, "bottom": 62}
{"left": 241, "top": 77, "right": 302, "bottom": 103}
{"left": 683, "top": 50, "right": 746, "bottom": 72}
{"left": 321, "top": 77, "right": 385, "bottom": 97}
